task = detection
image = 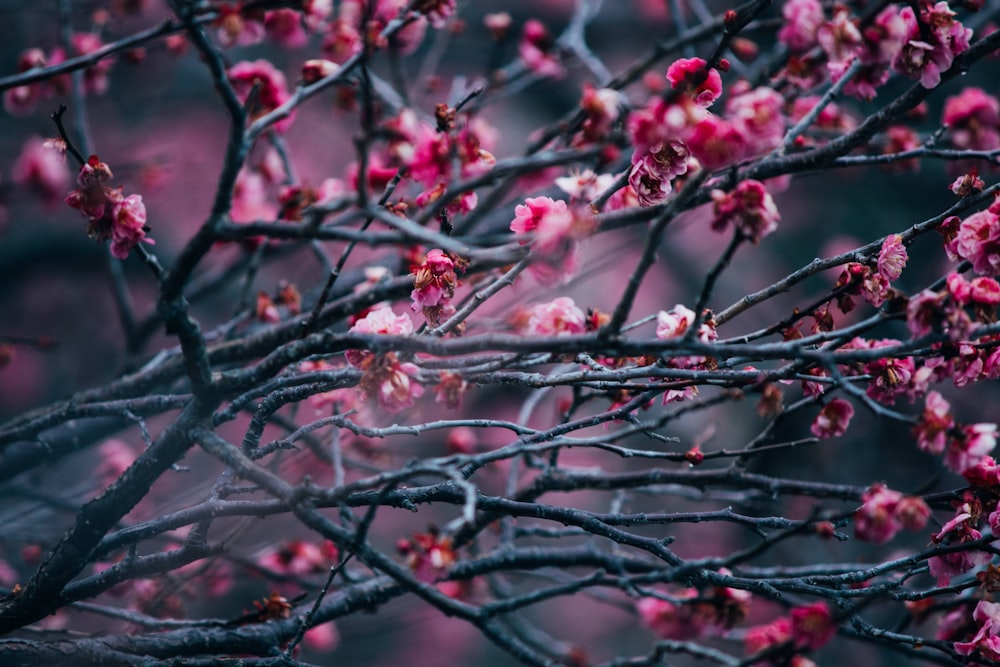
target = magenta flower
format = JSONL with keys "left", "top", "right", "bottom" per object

{"left": 666, "top": 58, "right": 722, "bottom": 108}
{"left": 810, "top": 398, "right": 854, "bottom": 439}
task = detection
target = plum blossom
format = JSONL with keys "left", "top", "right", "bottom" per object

{"left": 519, "top": 19, "right": 564, "bottom": 78}
{"left": 666, "top": 58, "right": 722, "bottom": 107}
{"left": 228, "top": 60, "right": 295, "bottom": 132}
{"left": 952, "top": 210, "right": 1000, "bottom": 276}
{"left": 346, "top": 306, "right": 414, "bottom": 368}
{"left": 817, "top": 7, "right": 863, "bottom": 66}
{"left": 579, "top": 84, "right": 621, "bottom": 142}
{"left": 215, "top": 4, "right": 265, "bottom": 47}
{"left": 629, "top": 141, "right": 689, "bottom": 207}
{"left": 954, "top": 601, "right": 1000, "bottom": 661}
{"left": 510, "top": 196, "right": 585, "bottom": 283}
{"left": 555, "top": 170, "right": 617, "bottom": 203}
{"left": 13, "top": 137, "right": 69, "bottom": 203}
{"left": 929, "top": 504, "right": 990, "bottom": 585}
{"left": 790, "top": 602, "right": 836, "bottom": 650}
{"left": 710, "top": 180, "right": 780, "bottom": 243}
{"left": 411, "top": 249, "right": 459, "bottom": 326}
{"left": 892, "top": 2, "right": 972, "bottom": 89}
{"left": 778, "top": 0, "right": 823, "bottom": 52}
{"left": 945, "top": 423, "right": 997, "bottom": 474}
{"left": 810, "top": 398, "right": 854, "bottom": 439}
{"left": 877, "top": 234, "right": 907, "bottom": 282}
{"left": 521, "top": 297, "right": 586, "bottom": 336}
{"left": 950, "top": 168, "right": 986, "bottom": 197}
{"left": 725, "top": 84, "right": 785, "bottom": 156}
{"left": 913, "top": 391, "right": 954, "bottom": 454}
{"left": 944, "top": 87, "right": 1000, "bottom": 151}
{"left": 855, "top": 483, "right": 903, "bottom": 543}
{"left": 64, "top": 155, "right": 154, "bottom": 259}
{"left": 358, "top": 353, "right": 424, "bottom": 413}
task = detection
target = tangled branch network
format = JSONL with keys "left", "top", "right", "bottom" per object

{"left": 4, "top": 0, "right": 1000, "bottom": 665}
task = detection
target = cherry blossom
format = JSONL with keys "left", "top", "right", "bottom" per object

{"left": 810, "top": 398, "right": 854, "bottom": 439}
{"left": 521, "top": 297, "right": 586, "bottom": 336}
{"left": 710, "top": 180, "right": 780, "bottom": 243}
{"left": 665, "top": 58, "right": 722, "bottom": 108}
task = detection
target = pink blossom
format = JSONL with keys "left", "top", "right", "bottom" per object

{"left": 323, "top": 18, "right": 363, "bottom": 63}
{"left": 258, "top": 539, "right": 337, "bottom": 576}
{"left": 415, "top": 0, "right": 457, "bottom": 29}
{"left": 810, "top": 398, "right": 854, "bottom": 439}
{"left": 359, "top": 354, "right": 424, "bottom": 413}
{"left": 945, "top": 423, "right": 997, "bottom": 474}
{"left": 264, "top": 9, "right": 309, "bottom": 48}
{"left": 726, "top": 85, "right": 785, "bottom": 156}
{"left": 579, "top": 84, "right": 621, "bottom": 142}
{"left": 110, "top": 194, "right": 152, "bottom": 259}
{"left": 790, "top": 602, "right": 836, "bottom": 650}
{"left": 929, "top": 505, "right": 989, "bottom": 585}
{"left": 950, "top": 168, "right": 986, "bottom": 197}
{"left": 554, "top": 170, "right": 617, "bottom": 202}
{"left": 411, "top": 249, "right": 459, "bottom": 326}
{"left": 953, "top": 210, "right": 1000, "bottom": 275}
{"left": 666, "top": 58, "right": 722, "bottom": 108}
{"left": 913, "top": 391, "right": 954, "bottom": 454}
{"left": 892, "top": 2, "right": 972, "bottom": 89}
{"left": 521, "top": 297, "right": 586, "bottom": 336}
{"left": 877, "top": 234, "right": 907, "bottom": 281}
{"left": 854, "top": 483, "right": 903, "bottom": 544}
{"left": 71, "top": 33, "right": 114, "bottom": 95}
{"left": 347, "top": 306, "right": 414, "bottom": 367}
{"left": 519, "top": 20, "right": 564, "bottom": 79}
{"left": 944, "top": 87, "right": 1000, "bottom": 151}
{"left": 628, "top": 141, "right": 690, "bottom": 207}
{"left": 906, "top": 289, "right": 944, "bottom": 338}
{"left": 895, "top": 495, "right": 931, "bottom": 531}
{"left": 215, "top": 4, "right": 265, "bottom": 47}
{"left": 955, "top": 601, "right": 1000, "bottom": 660}
{"left": 304, "top": 621, "right": 340, "bottom": 653}
{"left": 711, "top": 180, "right": 780, "bottom": 243}
{"left": 228, "top": 60, "right": 295, "bottom": 132}
{"left": 686, "top": 115, "right": 748, "bottom": 172}
{"left": 778, "top": 0, "right": 824, "bottom": 52}
{"left": 745, "top": 617, "right": 792, "bottom": 655}
{"left": 655, "top": 304, "right": 696, "bottom": 339}
{"left": 636, "top": 595, "right": 702, "bottom": 640}
{"left": 12, "top": 137, "right": 70, "bottom": 203}
{"left": 817, "top": 7, "right": 863, "bottom": 65}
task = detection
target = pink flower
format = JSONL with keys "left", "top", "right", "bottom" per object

{"left": 579, "top": 84, "right": 621, "bottom": 142}
{"left": 854, "top": 483, "right": 903, "bottom": 544}
{"left": 906, "top": 289, "right": 944, "bottom": 338}
{"left": 711, "top": 180, "right": 780, "bottom": 243}
{"left": 359, "top": 354, "right": 424, "bottom": 413}
{"left": 304, "top": 622, "right": 340, "bottom": 653}
{"left": 810, "top": 398, "right": 854, "bottom": 439}
{"left": 955, "top": 601, "right": 1000, "bottom": 660}
{"left": 12, "top": 137, "right": 70, "bottom": 203}
{"left": 323, "top": 18, "right": 363, "bottom": 63}
{"left": 258, "top": 539, "right": 337, "bottom": 576}
{"left": 954, "top": 210, "right": 1000, "bottom": 276}
{"left": 726, "top": 85, "right": 785, "bottom": 156}
{"left": 950, "top": 168, "right": 986, "bottom": 197}
{"left": 71, "top": 33, "right": 114, "bottom": 95}
{"left": 411, "top": 249, "right": 459, "bottom": 326}
{"left": 686, "top": 114, "right": 748, "bottom": 172}
{"left": 944, "top": 87, "right": 1000, "bottom": 151}
{"left": 554, "top": 170, "right": 617, "bottom": 202}
{"left": 215, "top": 4, "right": 266, "bottom": 47}
{"left": 913, "top": 391, "right": 954, "bottom": 455}
{"left": 521, "top": 297, "right": 585, "bottom": 336}
{"left": 817, "top": 7, "right": 863, "bottom": 65}
{"left": 945, "top": 423, "right": 997, "bottom": 474}
{"left": 228, "top": 60, "right": 295, "bottom": 132}
{"left": 519, "top": 19, "right": 564, "bottom": 79}
{"left": 778, "top": 0, "right": 824, "bottom": 52}
{"left": 415, "top": 0, "right": 457, "bottom": 29}
{"left": 665, "top": 58, "right": 722, "bottom": 108}
{"left": 892, "top": 2, "right": 971, "bottom": 89}
{"left": 894, "top": 496, "right": 931, "bottom": 531}
{"left": 110, "top": 194, "right": 152, "bottom": 259}
{"left": 347, "top": 306, "right": 414, "bottom": 367}
{"left": 637, "top": 596, "right": 700, "bottom": 640}
{"left": 745, "top": 617, "right": 792, "bottom": 655}
{"left": 876, "top": 234, "right": 907, "bottom": 281}
{"left": 929, "top": 505, "right": 989, "bottom": 585}
{"left": 264, "top": 9, "right": 309, "bottom": 48}
{"left": 790, "top": 602, "right": 836, "bottom": 650}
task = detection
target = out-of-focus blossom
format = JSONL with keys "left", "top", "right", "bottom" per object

{"left": 228, "top": 60, "right": 295, "bottom": 132}
{"left": 711, "top": 180, "right": 780, "bottom": 243}
{"left": 519, "top": 19, "right": 564, "bottom": 78}
{"left": 520, "top": 297, "right": 586, "bottom": 336}
{"left": 810, "top": 397, "right": 854, "bottom": 439}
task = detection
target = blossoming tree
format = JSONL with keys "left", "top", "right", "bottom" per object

{"left": 3, "top": 0, "right": 1000, "bottom": 664}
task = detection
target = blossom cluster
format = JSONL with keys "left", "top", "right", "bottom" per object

{"left": 64, "top": 155, "right": 152, "bottom": 259}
